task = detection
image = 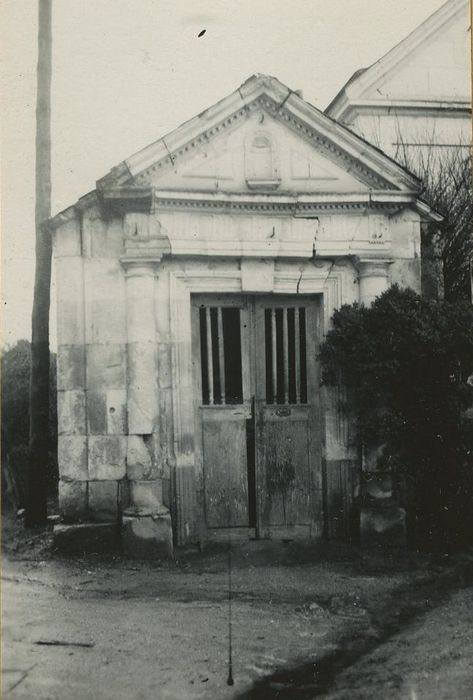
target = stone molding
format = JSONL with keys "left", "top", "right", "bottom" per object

{"left": 355, "top": 257, "right": 393, "bottom": 279}
{"left": 132, "top": 95, "right": 392, "bottom": 190}
{"left": 121, "top": 260, "right": 161, "bottom": 278}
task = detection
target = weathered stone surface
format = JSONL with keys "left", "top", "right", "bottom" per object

{"left": 158, "top": 388, "right": 174, "bottom": 476}
{"left": 125, "top": 272, "right": 156, "bottom": 344}
{"left": 390, "top": 258, "right": 422, "bottom": 295}
{"left": 56, "top": 258, "right": 85, "bottom": 345}
{"left": 88, "top": 387, "right": 127, "bottom": 436}
{"left": 57, "top": 345, "right": 86, "bottom": 390}
{"left": 357, "top": 260, "right": 390, "bottom": 306}
{"left": 53, "top": 522, "right": 120, "bottom": 554}
{"left": 88, "top": 480, "right": 119, "bottom": 522}
{"left": 54, "top": 217, "right": 81, "bottom": 257}
{"left": 241, "top": 258, "right": 274, "bottom": 292}
{"left": 84, "top": 259, "right": 127, "bottom": 344}
{"left": 87, "top": 390, "right": 107, "bottom": 434}
{"left": 127, "top": 388, "right": 156, "bottom": 434}
{"left": 88, "top": 436, "right": 127, "bottom": 480}
{"left": 106, "top": 389, "right": 127, "bottom": 434}
{"left": 128, "top": 342, "right": 157, "bottom": 386}
{"left": 58, "top": 480, "right": 87, "bottom": 523}
{"left": 157, "top": 344, "right": 172, "bottom": 389}
{"left": 389, "top": 215, "right": 419, "bottom": 258}
{"left": 126, "top": 436, "right": 153, "bottom": 480}
{"left": 88, "top": 299, "right": 127, "bottom": 345}
{"left": 86, "top": 343, "right": 126, "bottom": 389}
{"left": 58, "top": 390, "right": 86, "bottom": 435}
{"left": 122, "top": 510, "right": 173, "bottom": 559}
{"left": 360, "top": 502, "right": 406, "bottom": 548}
{"left": 129, "top": 480, "right": 162, "bottom": 510}
{"left": 58, "top": 436, "right": 88, "bottom": 481}
{"left": 86, "top": 210, "right": 124, "bottom": 259}
{"left": 119, "top": 479, "right": 131, "bottom": 511}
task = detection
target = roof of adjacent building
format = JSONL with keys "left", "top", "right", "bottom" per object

{"left": 325, "top": 0, "right": 472, "bottom": 121}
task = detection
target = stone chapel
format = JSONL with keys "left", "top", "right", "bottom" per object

{"left": 49, "top": 74, "right": 440, "bottom": 556}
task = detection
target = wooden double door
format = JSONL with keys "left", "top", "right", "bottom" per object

{"left": 192, "top": 294, "right": 323, "bottom": 539}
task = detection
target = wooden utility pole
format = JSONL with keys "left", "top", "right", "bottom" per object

{"left": 26, "top": 0, "right": 53, "bottom": 526}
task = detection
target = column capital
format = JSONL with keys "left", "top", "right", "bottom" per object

{"left": 120, "top": 211, "right": 171, "bottom": 272}
{"left": 354, "top": 257, "right": 393, "bottom": 278}
{"left": 120, "top": 258, "right": 162, "bottom": 278}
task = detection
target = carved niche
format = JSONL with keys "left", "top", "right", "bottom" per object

{"left": 245, "top": 130, "right": 281, "bottom": 190}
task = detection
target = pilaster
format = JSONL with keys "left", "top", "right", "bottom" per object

{"left": 356, "top": 258, "right": 392, "bottom": 305}
{"left": 120, "top": 214, "right": 173, "bottom": 558}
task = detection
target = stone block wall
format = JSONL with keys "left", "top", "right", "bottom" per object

{"left": 54, "top": 205, "right": 163, "bottom": 527}
{"left": 53, "top": 199, "right": 423, "bottom": 548}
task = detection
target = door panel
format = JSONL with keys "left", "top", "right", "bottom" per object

{"left": 192, "top": 296, "right": 253, "bottom": 530}
{"left": 259, "top": 409, "right": 311, "bottom": 526}
{"left": 202, "top": 408, "right": 250, "bottom": 527}
{"left": 254, "top": 298, "right": 320, "bottom": 537}
{"left": 193, "top": 294, "right": 322, "bottom": 538}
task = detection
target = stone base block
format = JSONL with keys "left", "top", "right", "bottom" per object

{"left": 122, "top": 508, "right": 173, "bottom": 559}
{"left": 129, "top": 480, "right": 162, "bottom": 510}
{"left": 59, "top": 480, "right": 87, "bottom": 523}
{"left": 360, "top": 501, "right": 406, "bottom": 548}
{"left": 53, "top": 522, "right": 120, "bottom": 554}
{"left": 88, "top": 480, "right": 119, "bottom": 522}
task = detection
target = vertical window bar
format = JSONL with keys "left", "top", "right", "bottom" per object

{"left": 264, "top": 309, "right": 272, "bottom": 403}
{"left": 217, "top": 307, "right": 226, "bottom": 405}
{"left": 295, "top": 308, "right": 301, "bottom": 404}
{"left": 300, "top": 308, "right": 307, "bottom": 404}
{"left": 205, "top": 307, "right": 214, "bottom": 405}
{"left": 283, "top": 307, "right": 289, "bottom": 404}
{"left": 271, "top": 308, "right": 277, "bottom": 403}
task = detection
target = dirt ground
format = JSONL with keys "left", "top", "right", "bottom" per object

{"left": 2, "top": 512, "right": 473, "bottom": 699}
{"left": 323, "top": 587, "right": 473, "bottom": 700}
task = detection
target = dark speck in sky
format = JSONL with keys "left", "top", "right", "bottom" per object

{"left": 198, "top": 29, "right": 206, "bottom": 38}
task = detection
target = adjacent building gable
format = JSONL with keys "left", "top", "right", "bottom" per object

{"left": 325, "top": 0, "right": 471, "bottom": 156}
{"left": 327, "top": 0, "right": 471, "bottom": 118}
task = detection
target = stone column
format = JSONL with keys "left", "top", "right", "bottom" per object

{"left": 121, "top": 260, "right": 173, "bottom": 558}
{"left": 357, "top": 258, "right": 392, "bottom": 306}
{"left": 355, "top": 257, "right": 406, "bottom": 546}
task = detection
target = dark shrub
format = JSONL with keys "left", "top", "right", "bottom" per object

{"left": 320, "top": 285, "right": 473, "bottom": 550}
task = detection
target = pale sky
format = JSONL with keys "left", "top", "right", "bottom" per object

{"left": 1, "top": 0, "right": 447, "bottom": 347}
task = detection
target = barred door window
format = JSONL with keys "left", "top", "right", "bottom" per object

{"left": 264, "top": 307, "right": 307, "bottom": 405}
{"left": 198, "top": 306, "right": 243, "bottom": 405}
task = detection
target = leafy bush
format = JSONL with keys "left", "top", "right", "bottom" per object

{"left": 1, "top": 340, "right": 57, "bottom": 508}
{"left": 320, "top": 285, "right": 473, "bottom": 550}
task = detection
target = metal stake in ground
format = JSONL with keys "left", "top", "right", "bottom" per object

{"left": 227, "top": 492, "right": 234, "bottom": 686}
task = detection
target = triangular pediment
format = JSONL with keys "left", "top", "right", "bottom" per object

{"left": 97, "top": 74, "right": 420, "bottom": 197}
{"left": 327, "top": 0, "right": 471, "bottom": 116}
{"left": 130, "top": 107, "right": 394, "bottom": 195}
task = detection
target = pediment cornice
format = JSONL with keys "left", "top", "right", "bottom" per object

{"left": 96, "top": 75, "right": 421, "bottom": 196}
{"left": 128, "top": 95, "right": 393, "bottom": 191}
{"left": 96, "top": 186, "right": 441, "bottom": 222}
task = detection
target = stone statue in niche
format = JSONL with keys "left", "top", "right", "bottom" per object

{"left": 245, "top": 130, "right": 281, "bottom": 190}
